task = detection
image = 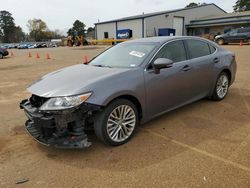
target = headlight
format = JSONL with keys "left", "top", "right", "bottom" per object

{"left": 39, "top": 92, "right": 92, "bottom": 111}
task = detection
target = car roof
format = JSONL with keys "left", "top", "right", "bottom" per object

{"left": 125, "top": 36, "right": 210, "bottom": 44}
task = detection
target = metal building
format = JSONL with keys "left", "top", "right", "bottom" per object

{"left": 95, "top": 3, "right": 226, "bottom": 40}
{"left": 187, "top": 11, "right": 250, "bottom": 38}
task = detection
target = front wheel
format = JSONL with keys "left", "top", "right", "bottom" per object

{"left": 0, "top": 53, "right": 3, "bottom": 59}
{"left": 94, "top": 99, "right": 138, "bottom": 146}
{"left": 211, "top": 72, "right": 229, "bottom": 101}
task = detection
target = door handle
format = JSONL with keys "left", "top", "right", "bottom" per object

{"left": 214, "top": 57, "right": 220, "bottom": 63}
{"left": 182, "top": 65, "right": 191, "bottom": 72}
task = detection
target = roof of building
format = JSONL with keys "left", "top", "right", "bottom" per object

{"left": 187, "top": 11, "right": 250, "bottom": 28}
{"left": 125, "top": 36, "right": 216, "bottom": 44}
{"left": 95, "top": 3, "right": 226, "bottom": 25}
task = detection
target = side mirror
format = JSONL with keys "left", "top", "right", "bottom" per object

{"left": 153, "top": 58, "right": 173, "bottom": 74}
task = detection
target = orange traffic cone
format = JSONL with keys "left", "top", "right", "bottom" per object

{"left": 83, "top": 56, "right": 88, "bottom": 64}
{"left": 36, "top": 53, "right": 40, "bottom": 59}
{"left": 28, "top": 52, "right": 32, "bottom": 57}
{"left": 11, "top": 51, "right": 14, "bottom": 57}
{"left": 240, "top": 40, "right": 243, "bottom": 46}
{"left": 46, "top": 53, "right": 51, "bottom": 60}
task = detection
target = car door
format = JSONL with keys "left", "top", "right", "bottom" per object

{"left": 184, "top": 39, "right": 215, "bottom": 99}
{"left": 227, "top": 30, "right": 240, "bottom": 43}
{"left": 144, "top": 40, "right": 195, "bottom": 118}
{"left": 237, "top": 28, "right": 249, "bottom": 42}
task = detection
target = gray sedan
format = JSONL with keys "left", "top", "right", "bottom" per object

{"left": 20, "top": 36, "right": 237, "bottom": 149}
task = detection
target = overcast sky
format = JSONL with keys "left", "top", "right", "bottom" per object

{"left": 1, "top": 0, "right": 236, "bottom": 34}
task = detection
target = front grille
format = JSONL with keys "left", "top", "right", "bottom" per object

{"left": 29, "top": 94, "right": 49, "bottom": 108}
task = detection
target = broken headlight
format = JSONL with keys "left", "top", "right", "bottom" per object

{"left": 39, "top": 92, "right": 92, "bottom": 111}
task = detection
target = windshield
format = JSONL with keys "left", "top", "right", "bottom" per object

{"left": 89, "top": 42, "right": 158, "bottom": 68}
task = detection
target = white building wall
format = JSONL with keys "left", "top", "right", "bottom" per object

{"left": 95, "top": 4, "right": 226, "bottom": 39}
{"left": 144, "top": 14, "right": 172, "bottom": 37}
{"left": 96, "top": 23, "right": 116, "bottom": 40}
{"left": 117, "top": 19, "right": 143, "bottom": 39}
{"left": 145, "top": 4, "right": 226, "bottom": 36}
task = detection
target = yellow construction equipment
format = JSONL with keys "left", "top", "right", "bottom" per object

{"left": 67, "top": 35, "right": 85, "bottom": 46}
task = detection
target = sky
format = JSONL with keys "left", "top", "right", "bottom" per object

{"left": 1, "top": 0, "right": 236, "bottom": 34}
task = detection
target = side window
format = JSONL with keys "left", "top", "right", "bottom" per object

{"left": 186, "top": 39, "right": 210, "bottom": 59}
{"left": 209, "top": 44, "right": 216, "bottom": 54}
{"left": 153, "top": 40, "right": 187, "bottom": 63}
{"left": 238, "top": 29, "right": 246, "bottom": 33}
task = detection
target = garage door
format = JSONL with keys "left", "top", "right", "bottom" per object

{"left": 173, "top": 17, "right": 184, "bottom": 36}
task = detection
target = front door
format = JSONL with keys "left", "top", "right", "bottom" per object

{"left": 144, "top": 40, "right": 194, "bottom": 118}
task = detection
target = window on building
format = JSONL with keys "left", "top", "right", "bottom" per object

{"left": 194, "top": 28, "right": 203, "bottom": 36}
{"left": 204, "top": 28, "right": 210, "bottom": 34}
{"left": 104, "top": 32, "right": 109, "bottom": 39}
{"left": 186, "top": 39, "right": 210, "bottom": 59}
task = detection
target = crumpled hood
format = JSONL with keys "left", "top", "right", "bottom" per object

{"left": 28, "top": 64, "right": 130, "bottom": 97}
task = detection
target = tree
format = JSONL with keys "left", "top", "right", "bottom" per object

{"left": 0, "top": 10, "right": 25, "bottom": 43}
{"left": 87, "top": 27, "right": 94, "bottom": 33}
{"left": 234, "top": 0, "right": 250, "bottom": 12}
{"left": 67, "top": 20, "right": 86, "bottom": 36}
{"left": 27, "top": 19, "right": 48, "bottom": 41}
{"left": 0, "top": 10, "right": 15, "bottom": 42}
{"left": 186, "top": 2, "right": 199, "bottom": 8}
{"left": 185, "top": 2, "right": 207, "bottom": 8}
{"left": 13, "top": 26, "right": 25, "bottom": 42}
{"left": 86, "top": 27, "right": 95, "bottom": 38}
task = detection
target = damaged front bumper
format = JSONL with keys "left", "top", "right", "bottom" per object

{"left": 20, "top": 98, "right": 100, "bottom": 149}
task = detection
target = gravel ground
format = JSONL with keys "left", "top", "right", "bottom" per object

{"left": 0, "top": 45, "right": 250, "bottom": 187}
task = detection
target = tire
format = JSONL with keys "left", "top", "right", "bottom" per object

{"left": 0, "top": 53, "right": 3, "bottom": 59}
{"left": 94, "top": 99, "right": 139, "bottom": 146}
{"left": 248, "top": 38, "right": 250, "bottom": 45}
{"left": 211, "top": 72, "right": 230, "bottom": 101}
{"left": 217, "top": 38, "right": 224, "bottom": 45}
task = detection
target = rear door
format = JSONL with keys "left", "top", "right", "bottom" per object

{"left": 237, "top": 28, "right": 249, "bottom": 42}
{"left": 184, "top": 39, "right": 215, "bottom": 99}
{"left": 227, "top": 30, "right": 239, "bottom": 43}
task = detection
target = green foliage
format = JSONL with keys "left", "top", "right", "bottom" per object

{"left": 27, "top": 19, "right": 48, "bottom": 41}
{"left": 27, "top": 19, "right": 64, "bottom": 41}
{"left": 185, "top": 2, "right": 207, "bottom": 8}
{"left": 234, "top": 0, "right": 250, "bottom": 12}
{"left": 0, "top": 10, "right": 24, "bottom": 43}
{"left": 186, "top": 2, "right": 199, "bottom": 8}
{"left": 87, "top": 27, "right": 94, "bottom": 33}
{"left": 67, "top": 20, "right": 86, "bottom": 36}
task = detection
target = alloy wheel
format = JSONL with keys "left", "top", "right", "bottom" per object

{"left": 216, "top": 74, "right": 229, "bottom": 99}
{"left": 106, "top": 105, "right": 136, "bottom": 143}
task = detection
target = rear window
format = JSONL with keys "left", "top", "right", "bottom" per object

{"left": 186, "top": 39, "right": 210, "bottom": 59}
{"left": 238, "top": 28, "right": 250, "bottom": 33}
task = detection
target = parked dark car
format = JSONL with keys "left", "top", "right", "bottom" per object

{"left": 215, "top": 27, "right": 250, "bottom": 45}
{"left": 0, "top": 47, "right": 9, "bottom": 59}
{"left": 20, "top": 36, "right": 237, "bottom": 149}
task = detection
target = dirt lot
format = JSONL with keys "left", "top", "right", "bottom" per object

{"left": 0, "top": 45, "right": 250, "bottom": 187}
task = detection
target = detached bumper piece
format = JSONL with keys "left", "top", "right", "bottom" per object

{"left": 20, "top": 99, "right": 94, "bottom": 149}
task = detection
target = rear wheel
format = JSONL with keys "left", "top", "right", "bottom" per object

{"left": 94, "top": 99, "right": 138, "bottom": 146}
{"left": 0, "top": 53, "right": 3, "bottom": 59}
{"left": 248, "top": 38, "right": 250, "bottom": 45}
{"left": 211, "top": 72, "right": 229, "bottom": 101}
{"left": 217, "top": 38, "right": 225, "bottom": 45}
